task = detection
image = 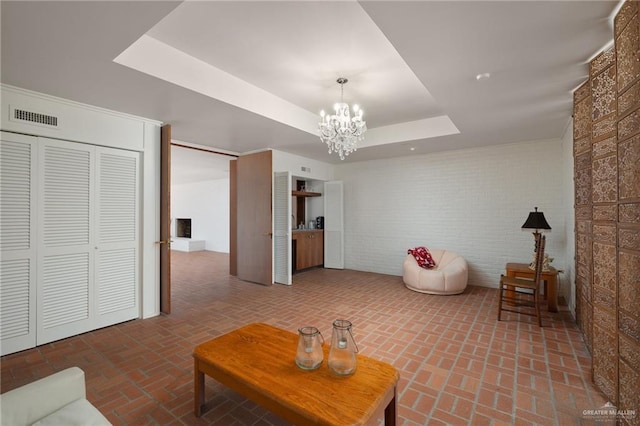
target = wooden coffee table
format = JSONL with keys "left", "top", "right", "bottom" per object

{"left": 193, "top": 322, "right": 399, "bottom": 425}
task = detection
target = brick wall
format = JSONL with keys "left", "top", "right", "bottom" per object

{"left": 335, "top": 138, "right": 568, "bottom": 289}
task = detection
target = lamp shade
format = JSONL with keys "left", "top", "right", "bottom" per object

{"left": 521, "top": 207, "right": 551, "bottom": 231}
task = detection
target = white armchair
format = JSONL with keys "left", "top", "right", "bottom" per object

{"left": 0, "top": 367, "right": 111, "bottom": 426}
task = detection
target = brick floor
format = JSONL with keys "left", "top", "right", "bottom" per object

{"left": 1, "top": 251, "right": 608, "bottom": 425}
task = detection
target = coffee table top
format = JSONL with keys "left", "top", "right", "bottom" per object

{"left": 193, "top": 322, "right": 399, "bottom": 425}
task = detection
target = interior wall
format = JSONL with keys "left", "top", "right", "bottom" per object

{"left": 334, "top": 138, "right": 567, "bottom": 289}
{"left": 171, "top": 179, "right": 230, "bottom": 252}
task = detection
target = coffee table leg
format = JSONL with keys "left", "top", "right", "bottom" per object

{"left": 384, "top": 387, "right": 397, "bottom": 425}
{"left": 194, "top": 360, "right": 205, "bottom": 417}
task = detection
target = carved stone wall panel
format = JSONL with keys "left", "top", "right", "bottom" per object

{"left": 616, "top": 13, "right": 640, "bottom": 93}
{"left": 620, "top": 333, "right": 640, "bottom": 371}
{"left": 592, "top": 155, "right": 618, "bottom": 203}
{"left": 576, "top": 205, "right": 593, "bottom": 220}
{"left": 619, "top": 360, "right": 640, "bottom": 422}
{"left": 576, "top": 220, "right": 592, "bottom": 235}
{"left": 574, "top": 80, "right": 591, "bottom": 103}
{"left": 593, "top": 287, "right": 616, "bottom": 311}
{"left": 619, "top": 227, "right": 640, "bottom": 250}
{"left": 576, "top": 151, "right": 592, "bottom": 170}
{"left": 620, "top": 310, "right": 640, "bottom": 342}
{"left": 575, "top": 167, "right": 592, "bottom": 205}
{"left": 592, "top": 66, "right": 617, "bottom": 122}
{"left": 615, "top": 0, "right": 637, "bottom": 38}
{"left": 593, "top": 324, "right": 618, "bottom": 403}
{"left": 618, "top": 108, "right": 640, "bottom": 141}
{"left": 619, "top": 250, "right": 640, "bottom": 315}
{"left": 593, "top": 242, "right": 617, "bottom": 291}
{"left": 619, "top": 80, "right": 640, "bottom": 117}
{"left": 594, "top": 304, "right": 617, "bottom": 333}
{"left": 574, "top": 136, "right": 591, "bottom": 155}
{"left": 577, "top": 233, "right": 591, "bottom": 263}
{"left": 592, "top": 113, "right": 618, "bottom": 142}
{"left": 574, "top": 96, "right": 592, "bottom": 140}
{"left": 620, "top": 203, "right": 640, "bottom": 224}
{"left": 594, "top": 205, "right": 617, "bottom": 221}
{"left": 591, "top": 47, "right": 616, "bottom": 77}
{"left": 577, "top": 263, "right": 592, "bottom": 291}
{"left": 593, "top": 223, "right": 617, "bottom": 244}
{"left": 593, "top": 136, "right": 617, "bottom": 159}
{"left": 619, "top": 135, "right": 640, "bottom": 200}
{"left": 579, "top": 296, "right": 593, "bottom": 352}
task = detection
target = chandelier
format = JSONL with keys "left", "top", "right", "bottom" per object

{"left": 319, "top": 78, "right": 367, "bottom": 160}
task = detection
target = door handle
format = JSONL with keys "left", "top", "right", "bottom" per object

{"left": 263, "top": 232, "right": 273, "bottom": 237}
{"left": 155, "top": 240, "right": 173, "bottom": 245}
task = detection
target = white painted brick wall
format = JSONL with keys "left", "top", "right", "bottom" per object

{"left": 334, "top": 139, "right": 568, "bottom": 288}
{"left": 171, "top": 179, "right": 230, "bottom": 252}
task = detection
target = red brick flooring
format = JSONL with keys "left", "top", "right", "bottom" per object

{"left": 1, "top": 251, "right": 607, "bottom": 425}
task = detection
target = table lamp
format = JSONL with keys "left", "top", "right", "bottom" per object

{"left": 522, "top": 207, "right": 551, "bottom": 255}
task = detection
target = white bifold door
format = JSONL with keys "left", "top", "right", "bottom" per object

{"left": 273, "top": 171, "right": 291, "bottom": 285}
{"left": 0, "top": 132, "right": 38, "bottom": 355}
{"left": 1, "top": 132, "right": 140, "bottom": 355}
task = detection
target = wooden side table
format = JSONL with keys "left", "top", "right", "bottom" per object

{"left": 505, "top": 263, "right": 560, "bottom": 312}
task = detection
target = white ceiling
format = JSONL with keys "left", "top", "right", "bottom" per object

{"left": 1, "top": 1, "right": 619, "bottom": 165}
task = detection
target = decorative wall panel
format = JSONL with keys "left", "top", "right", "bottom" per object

{"left": 616, "top": 13, "right": 639, "bottom": 93}
{"left": 619, "top": 135, "right": 640, "bottom": 199}
{"left": 574, "top": 3, "right": 640, "bottom": 415}
{"left": 592, "top": 155, "right": 618, "bottom": 203}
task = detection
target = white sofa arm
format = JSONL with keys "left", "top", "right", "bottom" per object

{"left": 1, "top": 367, "right": 86, "bottom": 425}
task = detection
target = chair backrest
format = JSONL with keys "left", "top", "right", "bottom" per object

{"left": 533, "top": 234, "right": 546, "bottom": 286}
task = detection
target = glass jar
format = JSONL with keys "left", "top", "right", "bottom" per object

{"left": 328, "top": 319, "right": 358, "bottom": 376}
{"left": 295, "top": 326, "right": 324, "bottom": 370}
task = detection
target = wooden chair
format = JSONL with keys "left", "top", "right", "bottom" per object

{"left": 498, "top": 234, "right": 546, "bottom": 326}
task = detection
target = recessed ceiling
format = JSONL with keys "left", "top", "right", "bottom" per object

{"left": 0, "top": 1, "right": 619, "bottom": 164}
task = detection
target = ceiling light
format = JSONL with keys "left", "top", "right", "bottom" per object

{"left": 319, "top": 78, "right": 367, "bottom": 160}
{"left": 410, "top": 147, "right": 416, "bottom": 151}
{"left": 476, "top": 73, "right": 491, "bottom": 81}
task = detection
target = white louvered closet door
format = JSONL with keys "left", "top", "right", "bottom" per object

{"left": 37, "top": 138, "right": 95, "bottom": 345}
{"left": 0, "top": 132, "right": 37, "bottom": 356}
{"left": 273, "top": 171, "right": 291, "bottom": 285}
{"left": 94, "top": 147, "right": 139, "bottom": 328}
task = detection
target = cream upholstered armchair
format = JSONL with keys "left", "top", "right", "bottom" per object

{"left": 0, "top": 367, "right": 111, "bottom": 425}
{"left": 403, "top": 249, "right": 468, "bottom": 295}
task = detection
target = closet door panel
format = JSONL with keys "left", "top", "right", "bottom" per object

{"left": 37, "top": 138, "right": 94, "bottom": 345}
{"left": 95, "top": 147, "right": 140, "bottom": 327}
{"left": 0, "top": 132, "right": 37, "bottom": 355}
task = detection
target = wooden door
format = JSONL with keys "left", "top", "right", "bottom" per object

{"left": 160, "top": 125, "right": 171, "bottom": 314}
{"left": 237, "top": 151, "right": 272, "bottom": 285}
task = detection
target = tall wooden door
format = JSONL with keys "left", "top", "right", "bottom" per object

{"left": 160, "top": 125, "right": 171, "bottom": 314}
{"left": 237, "top": 150, "right": 272, "bottom": 285}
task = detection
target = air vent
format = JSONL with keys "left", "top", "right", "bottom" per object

{"left": 11, "top": 107, "right": 59, "bottom": 128}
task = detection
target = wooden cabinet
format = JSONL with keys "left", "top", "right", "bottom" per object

{"left": 292, "top": 231, "right": 323, "bottom": 271}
